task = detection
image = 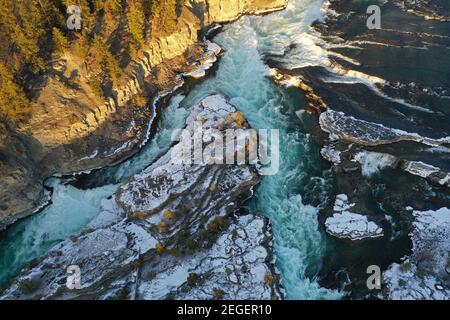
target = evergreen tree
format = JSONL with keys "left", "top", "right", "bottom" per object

{"left": 151, "top": 0, "right": 178, "bottom": 34}
{"left": 0, "top": 0, "right": 46, "bottom": 72}
{"left": 128, "top": 0, "right": 145, "bottom": 46}
{"left": 52, "top": 27, "right": 70, "bottom": 56}
{"left": 0, "top": 63, "right": 30, "bottom": 122}
{"left": 91, "top": 36, "right": 121, "bottom": 89}
{"left": 37, "top": 0, "right": 66, "bottom": 29}
{"left": 106, "top": 0, "right": 123, "bottom": 15}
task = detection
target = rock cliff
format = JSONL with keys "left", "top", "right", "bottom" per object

{"left": 0, "top": 0, "right": 287, "bottom": 229}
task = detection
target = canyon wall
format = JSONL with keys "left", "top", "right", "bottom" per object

{"left": 0, "top": 0, "right": 287, "bottom": 229}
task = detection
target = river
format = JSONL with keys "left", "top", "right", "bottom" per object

{"left": 0, "top": 0, "right": 341, "bottom": 299}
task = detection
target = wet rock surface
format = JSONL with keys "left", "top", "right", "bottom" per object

{"left": 270, "top": 0, "right": 450, "bottom": 299}
{"left": 316, "top": 137, "right": 450, "bottom": 298}
{"left": 319, "top": 110, "right": 450, "bottom": 148}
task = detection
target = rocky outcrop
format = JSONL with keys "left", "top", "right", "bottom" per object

{"left": 137, "top": 214, "right": 280, "bottom": 300}
{"left": 325, "top": 194, "right": 384, "bottom": 241}
{"left": 320, "top": 143, "right": 450, "bottom": 189}
{"left": 24, "top": 0, "right": 288, "bottom": 148}
{"left": 383, "top": 207, "right": 450, "bottom": 300}
{"left": 270, "top": 68, "right": 327, "bottom": 113}
{"left": 196, "top": 0, "right": 287, "bottom": 24}
{"left": 0, "top": 0, "right": 288, "bottom": 229}
{"left": 396, "top": 0, "right": 450, "bottom": 21}
{"left": 400, "top": 161, "right": 450, "bottom": 188}
{"left": 325, "top": 211, "right": 384, "bottom": 241}
{"left": 259, "top": 0, "right": 450, "bottom": 299}
{"left": 319, "top": 110, "right": 450, "bottom": 148}
{"left": 0, "top": 123, "right": 47, "bottom": 229}
{"left": 0, "top": 95, "right": 281, "bottom": 300}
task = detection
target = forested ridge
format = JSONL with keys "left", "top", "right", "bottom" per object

{"left": 0, "top": 0, "right": 179, "bottom": 123}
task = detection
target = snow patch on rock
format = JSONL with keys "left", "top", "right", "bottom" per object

{"left": 402, "top": 161, "right": 440, "bottom": 178}
{"left": 319, "top": 110, "right": 450, "bottom": 147}
{"left": 184, "top": 41, "right": 222, "bottom": 79}
{"left": 325, "top": 194, "right": 384, "bottom": 241}
{"left": 325, "top": 211, "right": 384, "bottom": 241}
{"left": 321, "top": 145, "right": 342, "bottom": 165}
{"left": 353, "top": 151, "right": 398, "bottom": 177}
{"left": 139, "top": 215, "right": 278, "bottom": 300}
{"left": 384, "top": 207, "right": 450, "bottom": 300}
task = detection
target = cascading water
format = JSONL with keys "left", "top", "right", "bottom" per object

{"left": 0, "top": 0, "right": 341, "bottom": 299}
{"left": 0, "top": 180, "right": 117, "bottom": 285}
{"left": 0, "top": 94, "right": 189, "bottom": 288}
{"left": 180, "top": 0, "right": 340, "bottom": 299}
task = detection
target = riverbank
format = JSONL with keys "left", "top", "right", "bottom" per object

{"left": 0, "top": 0, "right": 288, "bottom": 230}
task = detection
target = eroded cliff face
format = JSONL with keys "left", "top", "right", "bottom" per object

{"left": 0, "top": 0, "right": 287, "bottom": 229}
{"left": 25, "top": 0, "right": 286, "bottom": 147}
{"left": 198, "top": 0, "right": 287, "bottom": 23}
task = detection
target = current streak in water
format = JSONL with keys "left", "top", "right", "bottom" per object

{"left": 0, "top": 0, "right": 341, "bottom": 299}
